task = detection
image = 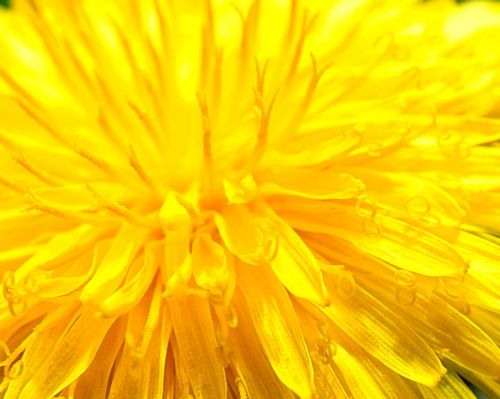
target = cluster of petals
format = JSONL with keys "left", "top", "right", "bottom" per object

{"left": 0, "top": 0, "right": 499, "bottom": 398}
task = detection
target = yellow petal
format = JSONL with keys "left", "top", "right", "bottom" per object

{"left": 311, "top": 360, "right": 350, "bottom": 399}
{"left": 160, "top": 192, "right": 192, "bottom": 287}
{"left": 16, "top": 224, "right": 105, "bottom": 281}
{"left": 108, "top": 290, "right": 171, "bottom": 399}
{"left": 163, "top": 253, "right": 193, "bottom": 297}
{"left": 419, "top": 371, "right": 476, "bottom": 399}
{"left": 222, "top": 174, "right": 257, "bottom": 205}
{"left": 168, "top": 295, "right": 227, "bottom": 399}
{"left": 80, "top": 223, "right": 148, "bottom": 304}
{"left": 229, "top": 291, "right": 295, "bottom": 399}
{"left": 214, "top": 205, "right": 266, "bottom": 265}
{"left": 237, "top": 263, "right": 315, "bottom": 398}
{"left": 427, "top": 295, "right": 500, "bottom": 377}
{"left": 445, "top": 358, "right": 500, "bottom": 399}
{"left": 74, "top": 319, "right": 125, "bottom": 399}
{"left": 469, "top": 306, "right": 500, "bottom": 347}
{"left": 321, "top": 277, "right": 445, "bottom": 385}
{"left": 264, "top": 212, "right": 331, "bottom": 306}
{"left": 192, "top": 233, "right": 230, "bottom": 291}
{"left": 361, "top": 275, "right": 500, "bottom": 378}
{"left": 333, "top": 342, "right": 420, "bottom": 399}
{"left": 97, "top": 240, "right": 160, "bottom": 317}
{"left": 159, "top": 191, "right": 192, "bottom": 234}
{"left": 343, "top": 167, "right": 467, "bottom": 224}
{"left": 281, "top": 203, "right": 466, "bottom": 276}
{"left": 6, "top": 308, "right": 115, "bottom": 399}
{"left": 26, "top": 247, "right": 98, "bottom": 299}
{"left": 333, "top": 344, "right": 387, "bottom": 399}
{"left": 259, "top": 168, "right": 364, "bottom": 200}
{"left": 457, "top": 231, "right": 500, "bottom": 273}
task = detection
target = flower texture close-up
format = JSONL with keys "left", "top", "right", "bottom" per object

{"left": 0, "top": 0, "right": 499, "bottom": 398}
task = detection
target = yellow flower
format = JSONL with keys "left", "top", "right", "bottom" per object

{"left": 0, "top": 0, "right": 499, "bottom": 397}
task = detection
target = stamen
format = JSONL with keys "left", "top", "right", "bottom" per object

{"left": 73, "top": 143, "right": 115, "bottom": 175}
{"left": 127, "top": 146, "right": 159, "bottom": 193}
{"left": 95, "top": 73, "right": 120, "bottom": 113}
{"left": 286, "top": 0, "right": 299, "bottom": 41}
{"left": 282, "top": 54, "right": 330, "bottom": 134}
{"left": 0, "top": 176, "right": 24, "bottom": 194}
{"left": 235, "top": 0, "right": 260, "bottom": 70}
{"left": 211, "top": 48, "right": 224, "bottom": 115}
{"left": 86, "top": 185, "right": 158, "bottom": 228}
{"left": 12, "top": 150, "right": 57, "bottom": 186}
{"left": 145, "top": 34, "right": 166, "bottom": 96}
{"left": 197, "top": 93, "right": 214, "bottom": 189}
{"left": 25, "top": 189, "right": 66, "bottom": 218}
{"left": 285, "top": 11, "right": 319, "bottom": 83}
{"left": 127, "top": 100, "right": 161, "bottom": 144}
{"left": 62, "top": 38, "right": 99, "bottom": 96}
{"left": 0, "top": 67, "right": 39, "bottom": 110}
{"left": 250, "top": 60, "right": 278, "bottom": 169}
{"left": 113, "top": 20, "right": 142, "bottom": 83}
{"left": 97, "top": 106, "right": 127, "bottom": 151}
{"left": 152, "top": 0, "right": 172, "bottom": 62}
{"left": 14, "top": 98, "right": 68, "bottom": 145}
{"left": 200, "top": 0, "right": 216, "bottom": 91}
{"left": 25, "top": 188, "right": 112, "bottom": 226}
{"left": 31, "top": 17, "right": 74, "bottom": 85}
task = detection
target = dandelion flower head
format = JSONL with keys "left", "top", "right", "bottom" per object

{"left": 0, "top": 0, "right": 499, "bottom": 398}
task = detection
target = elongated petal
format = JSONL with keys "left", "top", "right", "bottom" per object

{"left": 6, "top": 309, "right": 115, "bottom": 399}
{"left": 311, "top": 360, "right": 350, "bottom": 399}
{"left": 97, "top": 241, "right": 160, "bottom": 317}
{"left": 333, "top": 343, "right": 418, "bottom": 399}
{"left": 280, "top": 203, "right": 466, "bottom": 276}
{"left": 419, "top": 371, "right": 476, "bottom": 399}
{"left": 16, "top": 225, "right": 105, "bottom": 281}
{"left": 192, "top": 234, "right": 229, "bottom": 291}
{"left": 74, "top": 320, "right": 126, "bottom": 399}
{"left": 229, "top": 291, "right": 295, "bottom": 399}
{"left": 108, "top": 297, "right": 171, "bottom": 399}
{"left": 321, "top": 276, "right": 445, "bottom": 385}
{"left": 214, "top": 205, "right": 266, "bottom": 265}
{"left": 168, "top": 295, "right": 227, "bottom": 399}
{"left": 264, "top": 212, "right": 331, "bottom": 306}
{"left": 259, "top": 168, "right": 364, "bottom": 200}
{"left": 27, "top": 249, "right": 97, "bottom": 299}
{"left": 237, "top": 263, "right": 315, "bottom": 398}
{"left": 360, "top": 274, "right": 500, "bottom": 377}
{"left": 457, "top": 231, "right": 500, "bottom": 273}
{"left": 160, "top": 192, "right": 192, "bottom": 288}
{"left": 80, "top": 224, "right": 148, "bottom": 304}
